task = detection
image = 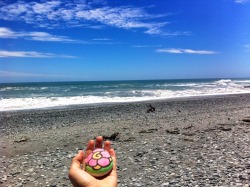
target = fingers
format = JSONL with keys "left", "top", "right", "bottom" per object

{"left": 101, "top": 139, "right": 116, "bottom": 172}
{"left": 104, "top": 140, "right": 111, "bottom": 151}
{"left": 85, "top": 136, "right": 104, "bottom": 157}
{"left": 85, "top": 139, "right": 95, "bottom": 158}
{"left": 95, "top": 136, "right": 103, "bottom": 149}
{"left": 109, "top": 148, "right": 116, "bottom": 158}
{"left": 86, "top": 140, "right": 95, "bottom": 151}
{"left": 85, "top": 136, "right": 115, "bottom": 158}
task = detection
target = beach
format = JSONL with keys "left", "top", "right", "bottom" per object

{"left": 0, "top": 94, "right": 250, "bottom": 187}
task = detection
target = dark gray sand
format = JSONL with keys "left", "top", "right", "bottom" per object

{"left": 0, "top": 94, "right": 250, "bottom": 187}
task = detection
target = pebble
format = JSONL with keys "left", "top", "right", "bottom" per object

{"left": 1, "top": 95, "right": 250, "bottom": 186}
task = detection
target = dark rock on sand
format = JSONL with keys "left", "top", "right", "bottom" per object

{"left": 218, "top": 126, "right": 232, "bottom": 131}
{"left": 103, "top": 132, "right": 120, "bottom": 141}
{"left": 182, "top": 131, "right": 196, "bottom": 136}
{"left": 14, "top": 136, "right": 29, "bottom": 143}
{"left": 183, "top": 125, "right": 193, "bottom": 129}
{"left": 146, "top": 104, "right": 156, "bottom": 113}
{"left": 166, "top": 128, "right": 180, "bottom": 134}
{"left": 242, "top": 117, "right": 250, "bottom": 122}
{"left": 138, "top": 128, "right": 158, "bottom": 133}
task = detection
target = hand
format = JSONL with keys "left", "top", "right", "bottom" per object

{"left": 69, "top": 136, "right": 117, "bottom": 187}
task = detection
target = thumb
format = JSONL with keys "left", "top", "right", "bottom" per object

{"left": 69, "top": 150, "right": 95, "bottom": 187}
{"left": 70, "top": 150, "right": 84, "bottom": 170}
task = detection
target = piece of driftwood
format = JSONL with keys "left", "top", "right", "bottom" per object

{"left": 14, "top": 136, "right": 29, "bottom": 143}
{"left": 218, "top": 126, "right": 232, "bottom": 131}
{"left": 183, "top": 125, "right": 193, "bottom": 129}
{"left": 242, "top": 117, "right": 250, "bottom": 122}
{"left": 147, "top": 104, "right": 156, "bottom": 113}
{"left": 182, "top": 131, "right": 196, "bottom": 136}
{"left": 103, "top": 132, "right": 120, "bottom": 141}
{"left": 138, "top": 128, "right": 158, "bottom": 133}
{"left": 122, "top": 137, "right": 136, "bottom": 142}
{"left": 166, "top": 128, "right": 180, "bottom": 134}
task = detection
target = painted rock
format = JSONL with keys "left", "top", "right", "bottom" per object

{"left": 85, "top": 148, "right": 113, "bottom": 177}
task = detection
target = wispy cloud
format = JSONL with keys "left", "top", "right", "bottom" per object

{"left": 234, "top": 0, "right": 249, "bottom": 3}
{"left": 0, "top": 1, "right": 184, "bottom": 36}
{"left": 0, "top": 27, "right": 77, "bottom": 42}
{"left": 132, "top": 45, "right": 162, "bottom": 48}
{"left": 156, "top": 48, "right": 219, "bottom": 55}
{"left": 0, "top": 50, "right": 76, "bottom": 58}
{"left": 0, "top": 27, "right": 118, "bottom": 44}
{"left": 93, "top": 38, "right": 112, "bottom": 41}
{"left": 245, "top": 45, "right": 250, "bottom": 52}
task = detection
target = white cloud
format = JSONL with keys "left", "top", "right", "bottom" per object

{"left": 33, "top": 1, "right": 61, "bottom": 14}
{"left": 0, "top": 27, "right": 117, "bottom": 44}
{"left": 27, "top": 32, "right": 76, "bottom": 42}
{"left": 132, "top": 45, "right": 162, "bottom": 48}
{"left": 245, "top": 45, "right": 250, "bottom": 52}
{"left": 93, "top": 38, "right": 112, "bottom": 41}
{"left": 0, "top": 27, "right": 77, "bottom": 42}
{"left": 0, "top": 1, "right": 178, "bottom": 36}
{"left": 234, "top": 0, "right": 249, "bottom": 3}
{"left": 0, "top": 50, "right": 76, "bottom": 58}
{"left": 0, "top": 27, "right": 17, "bottom": 38}
{"left": 156, "top": 48, "right": 218, "bottom": 54}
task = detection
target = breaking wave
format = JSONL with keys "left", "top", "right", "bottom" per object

{"left": 0, "top": 78, "right": 250, "bottom": 111}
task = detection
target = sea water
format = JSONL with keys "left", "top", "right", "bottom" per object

{"left": 0, "top": 78, "right": 250, "bottom": 111}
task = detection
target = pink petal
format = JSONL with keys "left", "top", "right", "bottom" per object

{"left": 85, "top": 153, "right": 93, "bottom": 163}
{"left": 97, "top": 158, "right": 110, "bottom": 167}
{"left": 101, "top": 150, "right": 110, "bottom": 158}
{"left": 88, "top": 159, "right": 97, "bottom": 167}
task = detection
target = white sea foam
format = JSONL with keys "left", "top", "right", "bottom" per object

{"left": 215, "top": 79, "right": 232, "bottom": 84}
{"left": 1, "top": 88, "right": 250, "bottom": 111}
{"left": 165, "top": 83, "right": 199, "bottom": 87}
{"left": 1, "top": 79, "right": 250, "bottom": 111}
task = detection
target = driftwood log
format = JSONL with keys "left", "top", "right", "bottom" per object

{"left": 103, "top": 132, "right": 120, "bottom": 141}
{"left": 147, "top": 104, "right": 156, "bottom": 113}
{"left": 242, "top": 117, "right": 250, "bottom": 122}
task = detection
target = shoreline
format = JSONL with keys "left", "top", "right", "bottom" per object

{"left": 1, "top": 93, "right": 250, "bottom": 136}
{"left": 1, "top": 92, "right": 250, "bottom": 113}
{"left": 0, "top": 94, "right": 250, "bottom": 186}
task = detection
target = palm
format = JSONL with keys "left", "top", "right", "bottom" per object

{"left": 69, "top": 136, "right": 117, "bottom": 187}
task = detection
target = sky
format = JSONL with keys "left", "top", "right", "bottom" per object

{"left": 0, "top": 0, "right": 250, "bottom": 83}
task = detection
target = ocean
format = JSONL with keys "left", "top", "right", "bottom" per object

{"left": 1, "top": 78, "right": 250, "bottom": 111}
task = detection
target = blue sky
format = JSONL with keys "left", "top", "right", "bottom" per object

{"left": 0, "top": 0, "right": 250, "bottom": 83}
